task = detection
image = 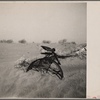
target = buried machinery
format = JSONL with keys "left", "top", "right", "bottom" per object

{"left": 26, "top": 46, "right": 64, "bottom": 80}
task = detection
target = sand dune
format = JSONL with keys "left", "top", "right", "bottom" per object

{"left": 0, "top": 43, "right": 86, "bottom": 98}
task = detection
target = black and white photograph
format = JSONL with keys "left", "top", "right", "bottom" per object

{"left": 0, "top": 2, "right": 86, "bottom": 98}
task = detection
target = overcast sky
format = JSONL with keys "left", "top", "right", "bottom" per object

{"left": 0, "top": 2, "right": 86, "bottom": 43}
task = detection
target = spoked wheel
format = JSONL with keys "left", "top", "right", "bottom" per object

{"left": 26, "top": 58, "right": 64, "bottom": 80}
{"left": 48, "top": 61, "right": 64, "bottom": 80}
{"left": 26, "top": 58, "right": 50, "bottom": 73}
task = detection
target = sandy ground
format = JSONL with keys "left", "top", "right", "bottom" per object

{"left": 0, "top": 43, "right": 86, "bottom": 98}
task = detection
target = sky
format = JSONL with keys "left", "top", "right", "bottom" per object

{"left": 0, "top": 2, "right": 86, "bottom": 43}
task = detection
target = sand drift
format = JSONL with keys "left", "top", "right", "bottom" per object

{"left": 0, "top": 43, "right": 86, "bottom": 98}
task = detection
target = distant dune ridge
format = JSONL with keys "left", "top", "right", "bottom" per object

{"left": 0, "top": 43, "right": 86, "bottom": 98}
